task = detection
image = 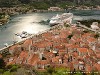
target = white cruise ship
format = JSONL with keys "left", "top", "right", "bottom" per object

{"left": 49, "top": 13, "right": 73, "bottom": 26}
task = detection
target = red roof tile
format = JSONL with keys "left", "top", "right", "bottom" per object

{"left": 22, "top": 39, "right": 32, "bottom": 47}
{"left": 0, "top": 54, "right": 2, "bottom": 58}
{"left": 85, "top": 65, "right": 92, "bottom": 72}
{"left": 19, "top": 51, "right": 28, "bottom": 59}
{"left": 52, "top": 56, "right": 60, "bottom": 63}
{"left": 37, "top": 60, "right": 49, "bottom": 65}
{"left": 7, "top": 56, "right": 17, "bottom": 65}
{"left": 77, "top": 48, "right": 88, "bottom": 53}
{"left": 54, "top": 44, "right": 65, "bottom": 50}
{"left": 9, "top": 44, "right": 18, "bottom": 51}
{"left": 42, "top": 32, "right": 53, "bottom": 37}
{"left": 87, "top": 37, "right": 96, "bottom": 43}
{"left": 94, "top": 63, "right": 100, "bottom": 71}
{"left": 96, "top": 54, "right": 100, "bottom": 59}
{"left": 73, "top": 52, "right": 78, "bottom": 57}
{"left": 28, "top": 54, "right": 40, "bottom": 66}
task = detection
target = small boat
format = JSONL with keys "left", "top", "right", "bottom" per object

{"left": 15, "top": 33, "right": 20, "bottom": 36}
{"left": 49, "top": 12, "right": 73, "bottom": 26}
{"left": 15, "top": 31, "right": 30, "bottom": 39}
{"left": 20, "top": 34, "right": 27, "bottom": 38}
{"left": 4, "top": 43, "right": 8, "bottom": 47}
{"left": 0, "top": 23, "right": 2, "bottom": 26}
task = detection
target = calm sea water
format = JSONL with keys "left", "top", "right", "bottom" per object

{"left": 0, "top": 10, "right": 100, "bottom": 49}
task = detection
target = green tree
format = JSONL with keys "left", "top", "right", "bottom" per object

{"left": 1, "top": 49, "right": 11, "bottom": 57}
{"left": 0, "top": 58, "right": 5, "bottom": 69}
{"left": 46, "top": 66, "right": 54, "bottom": 75}
{"left": 0, "top": 0, "right": 20, "bottom": 7}
{"left": 67, "top": 34, "right": 73, "bottom": 39}
{"left": 3, "top": 71, "right": 12, "bottom": 75}
{"left": 52, "top": 67, "right": 70, "bottom": 75}
{"left": 94, "top": 33, "right": 99, "bottom": 39}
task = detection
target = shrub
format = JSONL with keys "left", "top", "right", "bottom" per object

{"left": 3, "top": 71, "right": 12, "bottom": 75}
{"left": 0, "top": 69, "right": 4, "bottom": 74}
{"left": 10, "top": 65, "right": 19, "bottom": 72}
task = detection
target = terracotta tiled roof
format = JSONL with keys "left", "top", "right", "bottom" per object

{"left": 87, "top": 37, "right": 97, "bottom": 43}
{"left": 60, "top": 38, "right": 68, "bottom": 43}
{"left": 22, "top": 39, "right": 32, "bottom": 47}
{"left": 9, "top": 44, "right": 18, "bottom": 51}
{"left": 28, "top": 54, "right": 40, "bottom": 66}
{"left": 16, "top": 51, "right": 28, "bottom": 64}
{"left": 65, "top": 44, "right": 79, "bottom": 49}
{"left": 19, "top": 51, "right": 28, "bottom": 59}
{"left": 72, "top": 61, "right": 79, "bottom": 65}
{"left": 95, "top": 50, "right": 100, "bottom": 53}
{"left": 45, "top": 41, "right": 52, "bottom": 47}
{"left": 7, "top": 56, "right": 17, "bottom": 65}
{"left": 73, "top": 52, "right": 78, "bottom": 57}
{"left": 24, "top": 39, "right": 32, "bottom": 44}
{"left": 42, "top": 32, "right": 53, "bottom": 37}
{"left": 65, "top": 43, "right": 72, "bottom": 48}
{"left": 59, "top": 49, "right": 66, "bottom": 52}
{"left": 68, "top": 62, "right": 74, "bottom": 70}
{"left": 44, "top": 51, "right": 55, "bottom": 59}
{"left": 94, "top": 63, "right": 100, "bottom": 71}
{"left": 77, "top": 56, "right": 84, "bottom": 61}
{"left": 36, "top": 43, "right": 46, "bottom": 48}
{"left": 96, "top": 54, "right": 100, "bottom": 59}
{"left": 69, "top": 45, "right": 79, "bottom": 48}
{"left": 51, "top": 36, "right": 60, "bottom": 42}
{"left": 95, "top": 43, "right": 100, "bottom": 48}
{"left": 0, "top": 54, "right": 2, "bottom": 58}
{"left": 64, "top": 54, "right": 68, "bottom": 59}
{"left": 85, "top": 65, "right": 92, "bottom": 72}
{"left": 47, "top": 52, "right": 54, "bottom": 56}
{"left": 82, "top": 33, "right": 92, "bottom": 38}
{"left": 52, "top": 56, "right": 60, "bottom": 63}
{"left": 54, "top": 44, "right": 65, "bottom": 50}
{"left": 37, "top": 60, "right": 49, "bottom": 65}
{"left": 59, "top": 33, "right": 67, "bottom": 38}
{"left": 77, "top": 48, "right": 88, "bottom": 53}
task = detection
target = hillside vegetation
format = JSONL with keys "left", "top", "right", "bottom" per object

{"left": 0, "top": 0, "right": 99, "bottom": 9}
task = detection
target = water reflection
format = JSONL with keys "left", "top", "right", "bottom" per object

{"left": 0, "top": 13, "right": 51, "bottom": 48}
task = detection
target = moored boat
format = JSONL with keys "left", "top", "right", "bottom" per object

{"left": 15, "top": 31, "right": 31, "bottom": 39}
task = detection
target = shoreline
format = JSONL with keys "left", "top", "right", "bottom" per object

{"left": 0, "top": 10, "right": 100, "bottom": 52}
{"left": 0, "top": 8, "right": 100, "bottom": 26}
{"left": 0, "top": 25, "right": 60, "bottom": 52}
{"left": 0, "top": 22, "right": 99, "bottom": 52}
{"left": 0, "top": 5, "right": 100, "bottom": 26}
